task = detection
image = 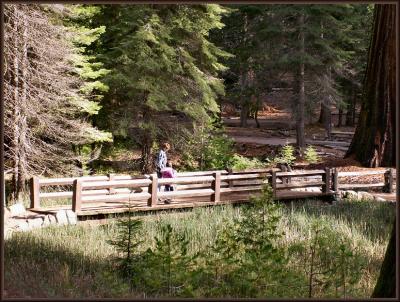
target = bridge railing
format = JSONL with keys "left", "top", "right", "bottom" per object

{"left": 29, "top": 167, "right": 396, "bottom": 213}
{"left": 333, "top": 168, "right": 396, "bottom": 193}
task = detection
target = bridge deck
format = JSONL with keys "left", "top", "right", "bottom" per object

{"left": 30, "top": 191, "right": 334, "bottom": 217}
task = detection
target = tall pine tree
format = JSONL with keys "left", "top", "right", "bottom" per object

{"left": 92, "top": 4, "right": 231, "bottom": 172}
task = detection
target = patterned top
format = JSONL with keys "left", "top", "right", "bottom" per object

{"left": 155, "top": 149, "right": 167, "bottom": 172}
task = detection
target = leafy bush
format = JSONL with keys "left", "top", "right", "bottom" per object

{"left": 304, "top": 145, "right": 319, "bottom": 164}
{"left": 230, "top": 154, "right": 266, "bottom": 170}
{"left": 181, "top": 126, "right": 235, "bottom": 171}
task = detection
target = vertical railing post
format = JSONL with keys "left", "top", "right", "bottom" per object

{"left": 272, "top": 170, "right": 277, "bottom": 198}
{"left": 72, "top": 179, "right": 82, "bottom": 213}
{"left": 332, "top": 168, "right": 339, "bottom": 202}
{"left": 29, "top": 177, "right": 40, "bottom": 209}
{"left": 228, "top": 168, "right": 234, "bottom": 188}
{"left": 108, "top": 173, "right": 115, "bottom": 194}
{"left": 384, "top": 169, "right": 394, "bottom": 193}
{"left": 212, "top": 172, "right": 221, "bottom": 202}
{"left": 322, "top": 168, "right": 331, "bottom": 194}
{"left": 333, "top": 168, "right": 339, "bottom": 192}
{"left": 148, "top": 174, "right": 158, "bottom": 207}
{"left": 280, "top": 165, "right": 288, "bottom": 185}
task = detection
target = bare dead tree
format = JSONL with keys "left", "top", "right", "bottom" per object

{"left": 4, "top": 4, "right": 106, "bottom": 200}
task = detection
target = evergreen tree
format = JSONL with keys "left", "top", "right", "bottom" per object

{"left": 108, "top": 208, "right": 144, "bottom": 290}
{"left": 92, "top": 4, "right": 231, "bottom": 172}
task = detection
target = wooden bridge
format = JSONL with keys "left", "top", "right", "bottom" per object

{"left": 28, "top": 168, "right": 396, "bottom": 217}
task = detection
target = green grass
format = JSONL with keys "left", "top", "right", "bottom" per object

{"left": 4, "top": 199, "right": 395, "bottom": 299}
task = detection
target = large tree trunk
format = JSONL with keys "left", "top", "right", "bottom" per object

{"left": 254, "top": 108, "right": 260, "bottom": 128}
{"left": 140, "top": 142, "right": 153, "bottom": 174}
{"left": 346, "top": 5, "right": 396, "bottom": 167}
{"left": 321, "top": 101, "right": 332, "bottom": 139}
{"left": 140, "top": 109, "right": 154, "bottom": 174}
{"left": 371, "top": 221, "right": 396, "bottom": 298}
{"left": 345, "top": 90, "right": 356, "bottom": 126}
{"left": 337, "top": 108, "right": 343, "bottom": 127}
{"left": 240, "top": 104, "right": 249, "bottom": 127}
{"left": 295, "top": 13, "right": 306, "bottom": 149}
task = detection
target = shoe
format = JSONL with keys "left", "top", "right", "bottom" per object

{"left": 164, "top": 199, "right": 171, "bottom": 204}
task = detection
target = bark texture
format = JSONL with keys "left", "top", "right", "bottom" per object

{"left": 346, "top": 4, "right": 396, "bottom": 167}
{"left": 371, "top": 221, "right": 396, "bottom": 298}
{"left": 295, "top": 13, "right": 306, "bottom": 149}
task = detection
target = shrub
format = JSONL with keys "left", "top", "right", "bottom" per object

{"left": 181, "top": 127, "right": 235, "bottom": 171}
{"left": 230, "top": 154, "right": 266, "bottom": 170}
{"left": 304, "top": 145, "right": 319, "bottom": 164}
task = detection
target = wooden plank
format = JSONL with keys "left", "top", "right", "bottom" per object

{"left": 39, "top": 175, "right": 145, "bottom": 186}
{"left": 212, "top": 172, "right": 221, "bottom": 202}
{"left": 29, "top": 177, "right": 40, "bottom": 209}
{"left": 72, "top": 179, "right": 82, "bottom": 213}
{"left": 39, "top": 176, "right": 108, "bottom": 186}
{"left": 337, "top": 170, "right": 387, "bottom": 177}
{"left": 82, "top": 192, "right": 151, "bottom": 203}
{"left": 40, "top": 188, "right": 132, "bottom": 199}
{"left": 176, "top": 170, "right": 227, "bottom": 177}
{"left": 148, "top": 174, "right": 158, "bottom": 207}
{"left": 158, "top": 189, "right": 214, "bottom": 199}
{"left": 220, "top": 173, "right": 270, "bottom": 180}
{"left": 31, "top": 191, "right": 336, "bottom": 217}
{"left": 220, "top": 186, "right": 263, "bottom": 193}
{"left": 70, "top": 199, "right": 252, "bottom": 216}
{"left": 177, "top": 182, "right": 230, "bottom": 190}
{"left": 40, "top": 191, "right": 73, "bottom": 199}
{"left": 82, "top": 179, "right": 152, "bottom": 190}
{"left": 158, "top": 176, "right": 214, "bottom": 185}
{"left": 276, "top": 170, "right": 325, "bottom": 177}
{"left": 229, "top": 168, "right": 277, "bottom": 174}
{"left": 338, "top": 183, "right": 385, "bottom": 189}
{"left": 229, "top": 179, "right": 268, "bottom": 186}
{"left": 276, "top": 181, "right": 324, "bottom": 189}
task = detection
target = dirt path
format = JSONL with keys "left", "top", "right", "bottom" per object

{"left": 230, "top": 135, "right": 295, "bottom": 146}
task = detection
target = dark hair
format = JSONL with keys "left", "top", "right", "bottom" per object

{"left": 161, "top": 142, "right": 171, "bottom": 150}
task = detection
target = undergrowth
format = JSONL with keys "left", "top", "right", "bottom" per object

{"left": 4, "top": 196, "right": 395, "bottom": 299}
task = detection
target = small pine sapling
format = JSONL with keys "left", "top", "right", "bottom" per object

{"left": 276, "top": 144, "right": 296, "bottom": 168}
{"left": 231, "top": 185, "right": 287, "bottom": 296}
{"left": 108, "top": 198, "right": 143, "bottom": 291}
{"left": 140, "top": 223, "right": 195, "bottom": 297}
{"left": 304, "top": 145, "right": 320, "bottom": 164}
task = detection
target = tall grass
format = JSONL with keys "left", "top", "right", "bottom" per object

{"left": 4, "top": 199, "right": 395, "bottom": 298}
